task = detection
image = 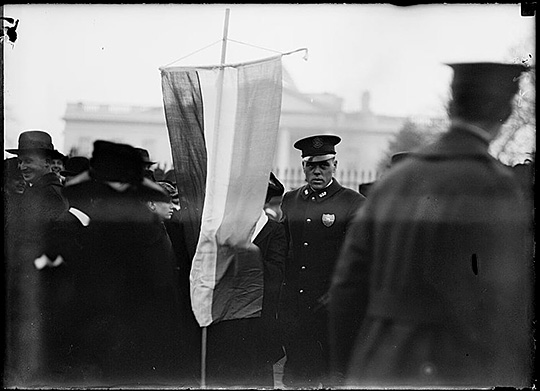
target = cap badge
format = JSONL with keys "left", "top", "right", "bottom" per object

{"left": 312, "top": 137, "right": 324, "bottom": 149}
{"left": 322, "top": 213, "right": 335, "bottom": 227}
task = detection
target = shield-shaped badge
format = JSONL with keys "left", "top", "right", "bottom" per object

{"left": 322, "top": 213, "right": 335, "bottom": 227}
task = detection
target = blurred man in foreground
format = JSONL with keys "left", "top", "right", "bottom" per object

{"left": 328, "top": 62, "right": 534, "bottom": 388}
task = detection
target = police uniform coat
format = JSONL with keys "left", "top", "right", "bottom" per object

{"left": 280, "top": 179, "right": 364, "bottom": 319}
{"left": 328, "top": 125, "right": 534, "bottom": 388}
{"left": 279, "top": 179, "right": 364, "bottom": 385}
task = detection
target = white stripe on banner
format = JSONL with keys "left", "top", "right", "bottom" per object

{"left": 189, "top": 56, "right": 283, "bottom": 327}
{"left": 190, "top": 68, "right": 237, "bottom": 327}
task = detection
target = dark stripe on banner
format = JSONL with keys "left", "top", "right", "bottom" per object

{"left": 161, "top": 70, "right": 207, "bottom": 260}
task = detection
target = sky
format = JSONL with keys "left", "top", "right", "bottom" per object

{"left": 2, "top": 3, "right": 535, "bottom": 155}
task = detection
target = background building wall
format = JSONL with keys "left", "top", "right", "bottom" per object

{"left": 62, "top": 86, "right": 416, "bottom": 189}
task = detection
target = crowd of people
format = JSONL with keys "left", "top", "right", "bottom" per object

{"left": 3, "top": 61, "right": 534, "bottom": 389}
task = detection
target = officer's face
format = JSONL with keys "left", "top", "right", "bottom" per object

{"left": 18, "top": 152, "right": 51, "bottom": 185}
{"left": 303, "top": 158, "right": 336, "bottom": 190}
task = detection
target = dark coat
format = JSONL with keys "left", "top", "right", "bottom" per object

{"left": 164, "top": 208, "right": 201, "bottom": 387}
{"left": 205, "top": 217, "right": 287, "bottom": 389}
{"left": 37, "top": 181, "right": 186, "bottom": 387}
{"left": 253, "top": 218, "right": 287, "bottom": 362}
{"left": 9, "top": 172, "right": 69, "bottom": 259}
{"left": 4, "top": 172, "right": 69, "bottom": 387}
{"left": 328, "top": 125, "right": 534, "bottom": 388}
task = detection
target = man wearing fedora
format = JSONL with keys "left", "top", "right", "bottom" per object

{"left": 136, "top": 147, "right": 157, "bottom": 181}
{"left": 278, "top": 135, "right": 364, "bottom": 388}
{"left": 4, "top": 130, "right": 69, "bottom": 385}
{"left": 329, "top": 62, "right": 534, "bottom": 388}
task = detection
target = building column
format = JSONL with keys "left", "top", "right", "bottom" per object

{"left": 275, "top": 127, "right": 291, "bottom": 173}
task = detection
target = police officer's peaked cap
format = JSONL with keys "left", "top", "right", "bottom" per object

{"left": 447, "top": 62, "right": 529, "bottom": 97}
{"left": 294, "top": 134, "right": 341, "bottom": 162}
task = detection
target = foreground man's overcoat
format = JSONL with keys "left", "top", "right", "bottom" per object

{"left": 328, "top": 126, "right": 534, "bottom": 388}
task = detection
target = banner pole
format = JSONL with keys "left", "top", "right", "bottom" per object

{"left": 220, "top": 8, "right": 230, "bottom": 65}
{"left": 201, "top": 9, "right": 229, "bottom": 389}
{"left": 201, "top": 326, "right": 208, "bottom": 388}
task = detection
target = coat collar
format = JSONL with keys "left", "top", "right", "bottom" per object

{"left": 251, "top": 210, "right": 269, "bottom": 242}
{"left": 28, "top": 172, "right": 62, "bottom": 189}
{"left": 300, "top": 178, "right": 342, "bottom": 202}
{"left": 414, "top": 123, "right": 493, "bottom": 161}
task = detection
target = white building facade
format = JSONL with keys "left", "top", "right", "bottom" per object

{"left": 62, "top": 84, "right": 414, "bottom": 189}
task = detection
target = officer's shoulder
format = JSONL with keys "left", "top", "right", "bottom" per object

{"left": 338, "top": 186, "right": 364, "bottom": 200}
{"left": 283, "top": 185, "right": 306, "bottom": 198}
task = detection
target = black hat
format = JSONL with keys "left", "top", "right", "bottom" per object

{"left": 6, "top": 130, "right": 55, "bottom": 156}
{"left": 4, "top": 157, "right": 23, "bottom": 179}
{"left": 164, "top": 169, "right": 177, "bottom": 185}
{"left": 51, "top": 149, "right": 66, "bottom": 161}
{"left": 61, "top": 156, "right": 91, "bottom": 177}
{"left": 157, "top": 181, "right": 179, "bottom": 199}
{"left": 447, "top": 62, "right": 529, "bottom": 98}
{"left": 265, "top": 172, "right": 285, "bottom": 203}
{"left": 294, "top": 134, "right": 341, "bottom": 162}
{"left": 136, "top": 148, "right": 156, "bottom": 165}
{"left": 90, "top": 140, "right": 145, "bottom": 184}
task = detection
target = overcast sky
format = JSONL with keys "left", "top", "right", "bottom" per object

{"left": 2, "top": 3, "right": 535, "bottom": 154}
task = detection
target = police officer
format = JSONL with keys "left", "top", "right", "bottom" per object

{"left": 278, "top": 134, "right": 365, "bottom": 388}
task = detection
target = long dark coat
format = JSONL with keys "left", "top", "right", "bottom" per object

{"left": 4, "top": 172, "right": 69, "bottom": 386}
{"left": 38, "top": 180, "right": 186, "bottom": 387}
{"left": 328, "top": 125, "right": 534, "bottom": 389}
{"left": 164, "top": 207, "right": 201, "bottom": 387}
{"left": 206, "top": 218, "right": 287, "bottom": 388}
{"left": 278, "top": 179, "right": 364, "bottom": 386}
{"left": 253, "top": 219, "right": 288, "bottom": 363}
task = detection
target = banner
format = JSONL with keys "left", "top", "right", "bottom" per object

{"left": 161, "top": 55, "right": 283, "bottom": 327}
